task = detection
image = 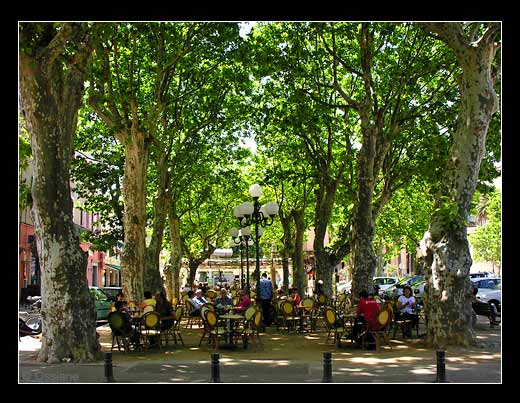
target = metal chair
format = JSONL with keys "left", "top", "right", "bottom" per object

{"left": 361, "top": 308, "right": 393, "bottom": 351}
{"left": 200, "top": 310, "right": 226, "bottom": 350}
{"left": 170, "top": 306, "right": 185, "bottom": 346}
{"left": 281, "top": 300, "right": 301, "bottom": 333}
{"left": 140, "top": 311, "right": 162, "bottom": 351}
{"left": 324, "top": 307, "right": 350, "bottom": 347}
{"left": 241, "top": 310, "right": 263, "bottom": 351}
{"left": 108, "top": 311, "right": 133, "bottom": 353}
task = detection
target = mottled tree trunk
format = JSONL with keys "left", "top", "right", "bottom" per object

{"left": 120, "top": 127, "right": 149, "bottom": 303}
{"left": 163, "top": 264, "right": 174, "bottom": 302}
{"left": 279, "top": 211, "right": 293, "bottom": 294}
{"left": 375, "top": 243, "right": 386, "bottom": 277}
{"left": 281, "top": 256, "right": 290, "bottom": 294}
{"left": 187, "top": 260, "right": 199, "bottom": 289}
{"left": 168, "top": 212, "right": 183, "bottom": 300}
{"left": 292, "top": 209, "right": 307, "bottom": 296}
{"left": 420, "top": 22, "right": 500, "bottom": 348}
{"left": 19, "top": 23, "right": 101, "bottom": 363}
{"left": 313, "top": 178, "right": 340, "bottom": 298}
{"left": 350, "top": 109, "right": 380, "bottom": 298}
{"left": 143, "top": 153, "right": 170, "bottom": 294}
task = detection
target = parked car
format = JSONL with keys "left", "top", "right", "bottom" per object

{"left": 89, "top": 286, "right": 112, "bottom": 321}
{"left": 382, "top": 274, "right": 424, "bottom": 299}
{"left": 411, "top": 279, "right": 426, "bottom": 298}
{"left": 471, "top": 278, "right": 501, "bottom": 291}
{"left": 373, "top": 277, "right": 398, "bottom": 293}
{"left": 336, "top": 280, "right": 352, "bottom": 294}
{"left": 101, "top": 286, "right": 123, "bottom": 301}
{"left": 469, "top": 271, "right": 497, "bottom": 280}
{"left": 476, "top": 282, "right": 501, "bottom": 312}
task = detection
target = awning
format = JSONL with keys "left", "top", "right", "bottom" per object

{"left": 105, "top": 263, "right": 121, "bottom": 271}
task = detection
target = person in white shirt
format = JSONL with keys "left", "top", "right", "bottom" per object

{"left": 396, "top": 286, "right": 418, "bottom": 337}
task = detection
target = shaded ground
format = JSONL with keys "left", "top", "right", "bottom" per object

{"left": 19, "top": 315, "right": 501, "bottom": 383}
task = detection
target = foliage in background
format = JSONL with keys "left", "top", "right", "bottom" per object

{"left": 468, "top": 189, "right": 501, "bottom": 268}
{"left": 19, "top": 116, "right": 33, "bottom": 211}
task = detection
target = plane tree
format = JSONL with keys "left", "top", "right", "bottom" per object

{"left": 418, "top": 22, "right": 501, "bottom": 347}
{"left": 19, "top": 22, "right": 101, "bottom": 363}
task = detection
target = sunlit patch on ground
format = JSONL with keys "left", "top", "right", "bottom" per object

{"left": 19, "top": 336, "right": 41, "bottom": 353}
{"left": 410, "top": 368, "right": 435, "bottom": 375}
{"left": 467, "top": 354, "right": 501, "bottom": 360}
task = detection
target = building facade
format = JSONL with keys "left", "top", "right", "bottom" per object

{"left": 18, "top": 160, "right": 121, "bottom": 301}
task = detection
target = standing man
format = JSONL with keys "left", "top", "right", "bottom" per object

{"left": 258, "top": 272, "right": 273, "bottom": 327}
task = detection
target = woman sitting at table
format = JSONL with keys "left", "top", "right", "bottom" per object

{"left": 234, "top": 290, "right": 251, "bottom": 313}
{"left": 113, "top": 301, "right": 134, "bottom": 333}
{"left": 154, "top": 291, "right": 175, "bottom": 330}
{"left": 109, "top": 291, "right": 126, "bottom": 313}
{"left": 215, "top": 288, "right": 234, "bottom": 312}
{"left": 396, "top": 285, "right": 418, "bottom": 337}
{"left": 290, "top": 287, "right": 302, "bottom": 307}
{"left": 140, "top": 290, "right": 157, "bottom": 311}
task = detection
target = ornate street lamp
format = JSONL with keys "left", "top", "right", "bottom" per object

{"left": 230, "top": 227, "right": 254, "bottom": 295}
{"left": 232, "top": 184, "right": 279, "bottom": 297}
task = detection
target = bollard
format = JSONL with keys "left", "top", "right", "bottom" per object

{"left": 322, "top": 351, "right": 333, "bottom": 383}
{"left": 210, "top": 352, "right": 221, "bottom": 383}
{"left": 104, "top": 352, "right": 115, "bottom": 383}
{"left": 434, "top": 350, "right": 448, "bottom": 383}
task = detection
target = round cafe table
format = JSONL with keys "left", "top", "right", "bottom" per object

{"left": 219, "top": 313, "right": 244, "bottom": 348}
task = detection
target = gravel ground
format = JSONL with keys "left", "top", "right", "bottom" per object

{"left": 19, "top": 315, "right": 501, "bottom": 383}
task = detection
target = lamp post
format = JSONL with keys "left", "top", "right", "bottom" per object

{"left": 230, "top": 227, "right": 254, "bottom": 295}
{"left": 232, "top": 184, "right": 279, "bottom": 298}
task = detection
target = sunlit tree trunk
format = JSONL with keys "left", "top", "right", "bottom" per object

{"left": 143, "top": 152, "right": 170, "bottom": 294}
{"left": 292, "top": 209, "right": 307, "bottom": 296}
{"left": 420, "top": 22, "right": 500, "bottom": 348}
{"left": 120, "top": 125, "right": 149, "bottom": 303}
{"left": 168, "top": 211, "right": 183, "bottom": 300}
{"left": 19, "top": 22, "right": 101, "bottom": 363}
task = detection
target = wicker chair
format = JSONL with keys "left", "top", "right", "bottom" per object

{"left": 241, "top": 310, "right": 263, "bottom": 351}
{"left": 108, "top": 311, "right": 133, "bottom": 353}
{"left": 324, "top": 306, "right": 353, "bottom": 347}
{"left": 361, "top": 308, "right": 393, "bottom": 351}
{"left": 201, "top": 310, "right": 226, "bottom": 350}
{"left": 140, "top": 311, "right": 162, "bottom": 351}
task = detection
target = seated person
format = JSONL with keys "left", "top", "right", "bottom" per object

{"left": 113, "top": 301, "right": 133, "bottom": 333}
{"left": 352, "top": 290, "right": 381, "bottom": 344}
{"left": 187, "top": 290, "right": 203, "bottom": 317}
{"left": 234, "top": 290, "right": 252, "bottom": 313}
{"left": 214, "top": 288, "right": 234, "bottom": 312}
{"left": 155, "top": 291, "right": 175, "bottom": 330}
{"left": 290, "top": 287, "right": 302, "bottom": 307}
{"left": 192, "top": 289, "right": 208, "bottom": 307}
{"left": 140, "top": 290, "right": 157, "bottom": 312}
{"left": 396, "top": 285, "right": 419, "bottom": 337}
{"left": 109, "top": 291, "right": 126, "bottom": 313}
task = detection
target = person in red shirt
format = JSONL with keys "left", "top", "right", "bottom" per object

{"left": 290, "top": 287, "right": 302, "bottom": 307}
{"left": 234, "top": 290, "right": 252, "bottom": 313}
{"left": 353, "top": 290, "right": 381, "bottom": 345}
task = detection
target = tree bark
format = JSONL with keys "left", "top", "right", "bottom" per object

{"left": 292, "top": 209, "right": 307, "bottom": 296}
{"left": 420, "top": 22, "right": 500, "bottom": 348}
{"left": 143, "top": 152, "right": 170, "bottom": 294}
{"left": 120, "top": 127, "right": 149, "bottom": 303}
{"left": 351, "top": 122, "right": 378, "bottom": 298}
{"left": 168, "top": 211, "right": 183, "bottom": 300}
{"left": 19, "top": 23, "right": 101, "bottom": 363}
{"left": 313, "top": 178, "right": 340, "bottom": 298}
{"left": 279, "top": 210, "right": 293, "bottom": 294}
